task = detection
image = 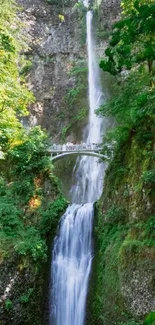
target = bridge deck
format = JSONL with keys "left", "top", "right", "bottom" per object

{"left": 49, "top": 143, "right": 104, "bottom": 162}
{"left": 49, "top": 144, "right": 102, "bottom": 154}
{"left": 49, "top": 149, "right": 101, "bottom": 153}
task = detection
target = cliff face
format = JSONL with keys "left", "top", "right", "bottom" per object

{"left": 99, "top": 0, "right": 121, "bottom": 28}
{"left": 16, "top": 0, "right": 121, "bottom": 142}
{"left": 14, "top": 0, "right": 121, "bottom": 200}
{"left": 17, "top": 0, "right": 87, "bottom": 142}
{"left": 87, "top": 134, "right": 155, "bottom": 325}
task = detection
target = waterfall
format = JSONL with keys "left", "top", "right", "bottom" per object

{"left": 49, "top": 10, "right": 107, "bottom": 325}
{"left": 71, "top": 10, "right": 106, "bottom": 204}
{"left": 51, "top": 204, "right": 94, "bottom": 325}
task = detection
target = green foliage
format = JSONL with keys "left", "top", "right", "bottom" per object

{"left": 131, "top": 216, "right": 155, "bottom": 248}
{"left": 121, "top": 0, "right": 154, "bottom": 15}
{"left": 97, "top": 70, "right": 155, "bottom": 180}
{"left": 0, "top": 126, "right": 66, "bottom": 262}
{"left": 89, "top": 203, "right": 154, "bottom": 325}
{"left": 97, "top": 70, "right": 154, "bottom": 134}
{"left": 0, "top": 0, "right": 34, "bottom": 116}
{"left": 119, "top": 321, "right": 143, "bottom": 325}
{"left": 96, "top": 30, "right": 110, "bottom": 41}
{"left": 0, "top": 199, "right": 22, "bottom": 236}
{"left": 67, "top": 85, "right": 85, "bottom": 105}
{"left": 5, "top": 299, "right": 13, "bottom": 311}
{"left": 104, "top": 205, "right": 127, "bottom": 226}
{"left": 100, "top": 0, "right": 155, "bottom": 75}
{"left": 140, "top": 170, "right": 155, "bottom": 185}
{"left": 14, "top": 227, "right": 47, "bottom": 261}
{"left": 8, "top": 126, "right": 51, "bottom": 177}
{"left": 20, "top": 60, "right": 32, "bottom": 76}
{"left": 0, "top": 0, "right": 34, "bottom": 154}
{"left": 88, "top": 203, "right": 128, "bottom": 325}
{"left": 61, "top": 124, "right": 72, "bottom": 140}
{"left": 92, "top": 5, "right": 155, "bottom": 321}
{"left": 41, "top": 195, "right": 68, "bottom": 235}
{"left": 89, "top": 126, "right": 154, "bottom": 325}
{"left": 0, "top": 0, "right": 67, "bottom": 322}
{"left": 119, "top": 238, "right": 145, "bottom": 263}
{"left": 0, "top": 0, "right": 67, "bottom": 267}
{"left": 145, "top": 311, "right": 155, "bottom": 325}
{"left": 19, "top": 288, "right": 34, "bottom": 304}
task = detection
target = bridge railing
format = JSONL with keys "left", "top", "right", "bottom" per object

{"left": 49, "top": 143, "right": 103, "bottom": 152}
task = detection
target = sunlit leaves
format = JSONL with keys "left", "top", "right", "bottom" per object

{"left": 0, "top": 0, "right": 34, "bottom": 150}
{"left": 100, "top": 1, "right": 155, "bottom": 75}
{"left": 97, "top": 69, "right": 155, "bottom": 148}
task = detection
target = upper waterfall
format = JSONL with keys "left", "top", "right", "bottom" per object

{"left": 87, "top": 10, "right": 105, "bottom": 145}
{"left": 71, "top": 10, "right": 106, "bottom": 204}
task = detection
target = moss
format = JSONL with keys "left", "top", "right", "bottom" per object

{"left": 60, "top": 59, "right": 89, "bottom": 142}
{"left": 54, "top": 155, "right": 77, "bottom": 199}
{"left": 87, "top": 133, "right": 155, "bottom": 324}
{"left": 87, "top": 203, "right": 128, "bottom": 325}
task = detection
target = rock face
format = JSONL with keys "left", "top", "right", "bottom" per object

{"left": 17, "top": 0, "right": 87, "bottom": 141}
{"left": 16, "top": 0, "right": 121, "bottom": 142}
{"left": 100, "top": 0, "right": 121, "bottom": 28}
{"left": 15, "top": 0, "right": 121, "bottom": 199}
{"left": 0, "top": 257, "right": 44, "bottom": 325}
{"left": 120, "top": 261, "right": 155, "bottom": 317}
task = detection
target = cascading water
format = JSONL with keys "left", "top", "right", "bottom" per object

{"left": 71, "top": 10, "right": 106, "bottom": 204}
{"left": 49, "top": 10, "right": 107, "bottom": 325}
{"left": 51, "top": 203, "right": 94, "bottom": 325}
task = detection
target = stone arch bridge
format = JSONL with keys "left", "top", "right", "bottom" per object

{"left": 49, "top": 144, "right": 104, "bottom": 162}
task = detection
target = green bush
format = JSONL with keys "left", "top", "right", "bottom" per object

{"left": 41, "top": 195, "right": 68, "bottom": 235}
{"left": 145, "top": 311, "right": 155, "bottom": 325}
{"left": 19, "top": 288, "right": 34, "bottom": 304}
{"left": 133, "top": 216, "right": 155, "bottom": 247}
{"left": 0, "top": 199, "right": 22, "bottom": 236}
{"left": 119, "top": 321, "right": 143, "bottom": 325}
{"left": 5, "top": 299, "right": 13, "bottom": 311}
{"left": 104, "top": 205, "right": 127, "bottom": 226}
{"left": 14, "top": 227, "right": 47, "bottom": 262}
{"left": 0, "top": 124, "right": 65, "bottom": 262}
{"left": 141, "top": 170, "right": 155, "bottom": 185}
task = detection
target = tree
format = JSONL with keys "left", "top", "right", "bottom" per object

{"left": 121, "top": 0, "right": 154, "bottom": 14}
{"left": 98, "top": 0, "right": 155, "bottom": 152}
{"left": 100, "top": 1, "right": 155, "bottom": 77}
{"left": 0, "top": 0, "right": 34, "bottom": 151}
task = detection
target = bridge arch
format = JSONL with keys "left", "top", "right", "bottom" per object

{"left": 51, "top": 151, "right": 104, "bottom": 162}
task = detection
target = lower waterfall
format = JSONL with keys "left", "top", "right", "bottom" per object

{"left": 50, "top": 204, "right": 94, "bottom": 325}
{"left": 49, "top": 10, "right": 107, "bottom": 325}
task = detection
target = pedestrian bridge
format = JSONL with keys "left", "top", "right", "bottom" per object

{"left": 49, "top": 144, "right": 104, "bottom": 162}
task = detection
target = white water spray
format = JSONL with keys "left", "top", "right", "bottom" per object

{"left": 50, "top": 10, "right": 107, "bottom": 325}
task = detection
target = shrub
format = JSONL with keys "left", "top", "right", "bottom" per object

{"left": 5, "top": 299, "right": 13, "bottom": 311}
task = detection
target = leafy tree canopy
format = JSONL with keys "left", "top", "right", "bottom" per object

{"left": 100, "top": 0, "right": 155, "bottom": 75}
{"left": 0, "top": 0, "right": 34, "bottom": 152}
{"left": 98, "top": 0, "right": 155, "bottom": 162}
{"left": 121, "top": 0, "right": 154, "bottom": 14}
